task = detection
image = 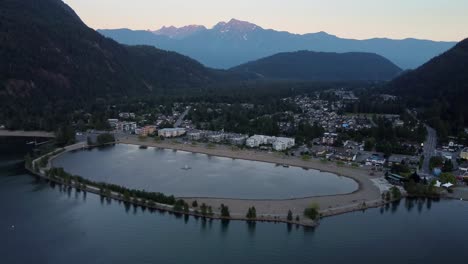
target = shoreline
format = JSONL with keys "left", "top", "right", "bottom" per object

{"left": 19, "top": 138, "right": 468, "bottom": 228}
{"left": 120, "top": 137, "right": 374, "bottom": 184}
{"left": 28, "top": 143, "right": 319, "bottom": 227}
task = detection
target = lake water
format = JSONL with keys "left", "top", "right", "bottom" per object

{"left": 52, "top": 144, "right": 358, "bottom": 199}
{"left": 2, "top": 153, "right": 468, "bottom": 264}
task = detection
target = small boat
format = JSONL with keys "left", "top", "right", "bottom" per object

{"left": 181, "top": 164, "right": 192, "bottom": 170}
{"left": 139, "top": 145, "right": 148, "bottom": 149}
{"left": 282, "top": 164, "right": 289, "bottom": 168}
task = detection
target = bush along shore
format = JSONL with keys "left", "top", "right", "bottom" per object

{"left": 26, "top": 145, "right": 318, "bottom": 228}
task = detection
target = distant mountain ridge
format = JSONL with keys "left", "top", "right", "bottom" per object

{"left": 99, "top": 19, "right": 456, "bottom": 69}
{"left": 152, "top": 25, "right": 207, "bottom": 39}
{"left": 231, "top": 51, "right": 402, "bottom": 81}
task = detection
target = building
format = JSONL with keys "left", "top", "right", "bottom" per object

{"left": 366, "top": 155, "right": 386, "bottom": 166}
{"left": 272, "top": 137, "right": 295, "bottom": 151}
{"left": 459, "top": 162, "right": 468, "bottom": 172}
{"left": 140, "top": 125, "right": 157, "bottom": 136}
{"left": 246, "top": 135, "right": 295, "bottom": 151}
{"left": 208, "top": 134, "right": 224, "bottom": 143}
{"left": 187, "top": 131, "right": 202, "bottom": 141}
{"left": 119, "top": 112, "right": 135, "bottom": 119}
{"left": 386, "top": 174, "right": 406, "bottom": 186}
{"left": 322, "top": 133, "right": 338, "bottom": 145}
{"left": 108, "top": 119, "right": 119, "bottom": 128}
{"left": 229, "top": 136, "right": 247, "bottom": 146}
{"left": 246, "top": 135, "right": 272, "bottom": 148}
{"left": 461, "top": 148, "right": 468, "bottom": 160}
{"left": 394, "top": 120, "right": 405, "bottom": 127}
{"left": 116, "top": 122, "right": 137, "bottom": 133}
{"left": 158, "top": 128, "right": 186, "bottom": 138}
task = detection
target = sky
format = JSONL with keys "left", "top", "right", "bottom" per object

{"left": 64, "top": 0, "right": 468, "bottom": 41}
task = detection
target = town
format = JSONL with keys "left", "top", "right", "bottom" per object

{"left": 75, "top": 88, "right": 468, "bottom": 188}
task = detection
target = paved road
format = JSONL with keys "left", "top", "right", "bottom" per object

{"left": 422, "top": 125, "right": 437, "bottom": 175}
{"left": 174, "top": 106, "right": 191, "bottom": 128}
{"left": 0, "top": 130, "right": 55, "bottom": 138}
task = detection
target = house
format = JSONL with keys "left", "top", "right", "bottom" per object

{"left": 158, "top": 128, "right": 186, "bottom": 138}
{"left": 322, "top": 133, "right": 338, "bottom": 145}
{"left": 387, "top": 155, "right": 419, "bottom": 166}
{"left": 366, "top": 155, "right": 386, "bottom": 165}
{"left": 107, "top": 119, "right": 119, "bottom": 128}
{"left": 459, "top": 162, "right": 468, "bottom": 172}
{"left": 334, "top": 152, "right": 356, "bottom": 162}
{"left": 461, "top": 148, "right": 468, "bottom": 160}
{"left": 119, "top": 112, "right": 135, "bottom": 119}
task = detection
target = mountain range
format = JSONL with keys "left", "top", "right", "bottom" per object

{"left": 1, "top": 0, "right": 467, "bottom": 133}
{"left": 98, "top": 19, "right": 456, "bottom": 70}
{"left": 232, "top": 51, "right": 402, "bottom": 81}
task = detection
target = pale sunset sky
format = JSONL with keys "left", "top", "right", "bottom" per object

{"left": 64, "top": 0, "right": 468, "bottom": 41}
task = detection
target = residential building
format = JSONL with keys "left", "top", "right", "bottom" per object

{"left": 246, "top": 135, "right": 272, "bottom": 148}
{"left": 119, "top": 112, "right": 135, "bottom": 119}
{"left": 158, "top": 128, "right": 186, "bottom": 138}
{"left": 246, "top": 135, "right": 295, "bottom": 151}
{"left": 322, "top": 133, "right": 338, "bottom": 145}
{"left": 461, "top": 148, "right": 468, "bottom": 160}
{"left": 208, "top": 134, "right": 224, "bottom": 143}
{"left": 141, "top": 125, "right": 157, "bottom": 136}
{"left": 108, "top": 119, "right": 119, "bottom": 128}
{"left": 229, "top": 136, "right": 248, "bottom": 146}
{"left": 116, "top": 122, "right": 137, "bottom": 133}
{"left": 272, "top": 137, "right": 295, "bottom": 151}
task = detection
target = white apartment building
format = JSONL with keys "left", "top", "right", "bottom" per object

{"left": 272, "top": 137, "right": 296, "bottom": 151}
{"left": 158, "top": 128, "right": 186, "bottom": 138}
{"left": 246, "top": 135, "right": 295, "bottom": 150}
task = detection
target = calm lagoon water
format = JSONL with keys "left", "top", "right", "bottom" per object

{"left": 52, "top": 144, "right": 358, "bottom": 199}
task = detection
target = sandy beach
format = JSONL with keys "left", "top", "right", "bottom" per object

{"left": 119, "top": 136, "right": 384, "bottom": 219}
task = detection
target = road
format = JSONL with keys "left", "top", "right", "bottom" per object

{"left": 0, "top": 130, "right": 55, "bottom": 138}
{"left": 174, "top": 106, "right": 191, "bottom": 128}
{"left": 422, "top": 125, "right": 437, "bottom": 175}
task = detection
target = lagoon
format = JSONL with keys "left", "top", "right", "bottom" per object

{"left": 52, "top": 144, "right": 358, "bottom": 199}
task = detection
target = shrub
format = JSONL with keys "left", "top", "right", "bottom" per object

{"left": 96, "top": 133, "right": 115, "bottom": 145}
{"left": 304, "top": 203, "right": 320, "bottom": 220}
